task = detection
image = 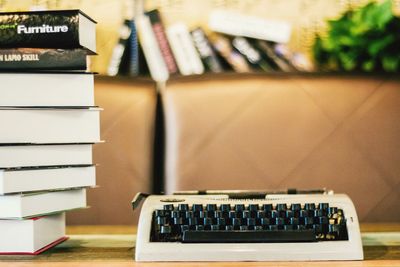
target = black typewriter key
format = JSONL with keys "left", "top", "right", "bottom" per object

{"left": 220, "top": 204, "right": 231, "bottom": 212}
{"left": 319, "top": 203, "right": 329, "bottom": 210}
{"left": 248, "top": 204, "right": 259, "bottom": 212}
{"left": 185, "top": 211, "right": 194, "bottom": 218}
{"left": 178, "top": 204, "right": 189, "bottom": 211}
{"left": 262, "top": 204, "right": 273, "bottom": 211}
{"left": 290, "top": 217, "right": 299, "bottom": 225}
{"left": 192, "top": 204, "right": 203, "bottom": 211}
{"left": 304, "top": 217, "right": 314, "bottom": 226}
{"left": 285, "top": 210, "right": 294, "bottom": 218}
{"left": 260, "top": 218, "right": 270, "bottom": 226}
{"left": 156, "top": 216, "right": 167, "bottom": 225}
{"left": 232, "top": 218, "right": 241, "bottom": 227}
{"left": 291, "top": 203, "right": 301, "bottom": 211}
{"left": 163, "top": 204, "right": 174, "bottom": 211}
{"left": 257, "top": 211, "right": 266, "bottom": 218}
{"left": 276, "top": 203, "right": 287, "bottom": 211}
{"left": 181, "top": 225, "right": 190, "bottom": 232}
{"left": 217, "top": 218, "right": 226, "bottom": 226}
{"left": 297, "top": 225, "right": 306, "bottom": 230}
{"left": 154, "top": 210, "right": 165, "bottom": 217}
{"left": 203, "top": 217, "right": 213, "bottom": 226}
{"left": 275, "top": 217, "right": 285, "bottom": 225}
{"left": 214, "top": 211, "right": 223, "bottom": 218}
{"left": 240, "top": 225, "right": 248, "bottom": 230}
{"left": 174, "top": 217, "right": 184, "bottom": 225}
{"left": 284, "top": 225, "right": 295, "bottom": 230}
{"left": 171, "top": 211, "right": 180, "bottom": 218}
{"left": 328, "top": 207, "right": 338, "bottom": 215}
{"left": 254, "top": 225, "right": 263, "bottom": 231}
{"left": 225, "top": 225, "right": 234, "bottom": 230}
{"left": 314, "top": 209, "right": 323, "bottom": 217}
{"left": 271, "top": 210, "right": 279, "bottom": 218}
{"left": 242, "top": 210, "right": 251, "bottom": 218}
{"left": 235, "top": 204, "right": 245, "bottom": 212}
{"left": 187, "top": 217, "right": 198, "bottom": 226}
{"left": 211, "top": 225, "right": 220, "bottom": 231}
{"left": 196, "top": 225, "right": 204, "bottom": 231}
{"left": 269, "top": 225, "right": 279, "bottom": 231}
{"left": 318, "top": 216, "right": 329, "bottom": 224}
{"left": 160, "top": 225, "right": 172, "bottom": 234}
{"left": 247, "top": 218, "right": 256, "bottom": 226}
{"left": 199, "top": 211, "right": 212, "bottom": 218}
{"left": 206, "top": 204, "right": 217, "bottom": 211}
{"left": 228, "top": 211, "right": 238, "bottom": 219}
{"left": 300, "top": 209, "right": 309, "bottom": 218}
{"left": 304, "top": 203, "right": 316, "bottom": 210}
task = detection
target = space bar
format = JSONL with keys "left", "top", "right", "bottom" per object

{"left": 182, "top": 230, "right": 317, "bottom": 243}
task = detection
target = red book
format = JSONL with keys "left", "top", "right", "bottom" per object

{"left": 146, "top": 9, "right": 178, "bottom": 74}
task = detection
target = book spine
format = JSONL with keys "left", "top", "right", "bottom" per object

{"left": 0, "top": 11, "right": 82, "bottom": 49}
{"left": 127, "top": 20, "right": 139, "bottom": 76}
{"left": 147, "top": 10, "right": 178, "bottom": 75}
{"left": 136, "top": 15, "right": 169, "bottom": 82}
{"left": 0, "top": 48, "right": 87, "bottom": 70}
{"left": 107, "top": 20, "right": 132, "bottom": 76}
{"left": 191, "top": 28, "right": 223, "bottom": 73}
{"left": 209, "top": 9, "right": 292, "bottom": 44}
{"left": 231, "top": 37, "right": 273, "bottom": 72}
{"left": 166, "top": 23, "right": 204, "bottom": 75}
{"left": 254, "top": 40, "right": 296, "bottom": 72}
{"left": 211, "top": 35, "right": 250, "bottom": 73}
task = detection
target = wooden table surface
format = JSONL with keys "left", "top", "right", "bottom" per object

{"left": 0, "top": 224, "right": 399, "bottom": 267}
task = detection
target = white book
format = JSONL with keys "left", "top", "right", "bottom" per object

{"left": 0, "top": 165, "right": 96, "bottom": 194}
{"left": 0, "top": 107, "right": 101, "bottom": 144}
{"left": 0, "top": 213, "right": 66, "bottom": 254}
{"left": 0, "top": 73, "right": 94, "bottom": 107}
{"left": 0, "top": 188, "right": 87, "bottom": 219}
{"left": 209, "top": 10, "right": 292, "bottom": 44}
{"left": 136, "top": 15, "right": 169, "bottom": 82}
{"left": 166, "top": 23, "right": 204, "bottom": 75}
{"left": 0, "top": 144, "right": 93, "bottom": 168}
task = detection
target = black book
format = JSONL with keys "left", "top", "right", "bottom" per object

{"left": 0, "top": 10, "right": 96, "bottom": 53}
{"left": 231, "top": 36, "right": 273, "bottom": 72}
{"left": 253, "top": 40, "right": 297, "bottom": 72}
{"left": 191, "top": 28, "right": 223, "bottom": 73}
{"left": 0, "top": 48, "right": 87, "bottom": 70}
{"left": 107, "top": 20, "right": 136, "bottom": 76}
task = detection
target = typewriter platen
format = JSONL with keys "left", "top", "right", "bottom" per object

{"left": 133, "top": 189, "right": 363, "bottom": 261}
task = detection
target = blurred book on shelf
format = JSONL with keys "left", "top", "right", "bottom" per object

{"left": 109, "top": 7, "right": 313, "bottom": 80}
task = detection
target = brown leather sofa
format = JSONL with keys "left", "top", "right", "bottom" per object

{"left": 67, "top": 77, "right": 157, "bottom": 225}
{"left": 162, "top": 73, "right": 400, "bottom": 222}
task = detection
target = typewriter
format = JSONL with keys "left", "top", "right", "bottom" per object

{"left": 133, "top": 189, "right": 363, "bottom": 261}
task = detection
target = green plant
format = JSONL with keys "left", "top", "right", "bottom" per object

{"left": 313, "top": 0, "right": 400, "bottom": 72}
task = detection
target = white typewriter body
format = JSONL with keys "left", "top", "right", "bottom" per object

{"left": 135, "top": 193, "right": 363, "bottom": 262}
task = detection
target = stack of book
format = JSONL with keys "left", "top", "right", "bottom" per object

{"left": 0, "top": 10, "right": 99, "bottom": 254}
{"left": 108, "top": 8, "right": 314, "bottom": 80}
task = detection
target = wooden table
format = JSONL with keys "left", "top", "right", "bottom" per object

{"left": 0, "top": 224, "right": 399, "bottom": 266}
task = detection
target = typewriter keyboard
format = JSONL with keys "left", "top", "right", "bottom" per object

{"left": 150, "top": 203, "right": 349, "bottom": 243}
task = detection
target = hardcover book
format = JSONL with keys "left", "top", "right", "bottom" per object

{"left": 0, "top": 107, "right": 101, "bottom": 144}
{"left": 0, "top": 72, "right": 94, "bottom": 106}
{"left": 0, "top": 10, "right": 96, "bottom": 53}
{"left": 0, "top": 48, "right": 87, "bottom": 70}
{"left": 146, "top": 9, "right": 178, "bottom": 75}
{"left": 0, "top": 213, "right": 66, "bottom": 255}
{"left": 0, "top": 188, "right": 87, "bottom": 219}
{"left": 191, "top": 28, "right": 223, "bottom": 73}
{"left": 0, "top": 144, "right": 93, "bottom": 168}
{"left": 0, "top": 165, "right": 96, "bottom": 194}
